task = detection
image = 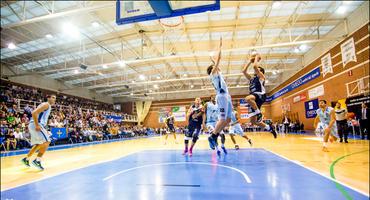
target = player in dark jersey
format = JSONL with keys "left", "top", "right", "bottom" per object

{"left": 242, "top": 52, "right": 277, "bottom": 138}
{"left": 183, "top": 97, "right": 204, "bottom": 157}
{"left": 163, "top": 111, "right": 177, "bottom": 145}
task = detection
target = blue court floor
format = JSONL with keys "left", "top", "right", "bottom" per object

{"left": 1, "top": 149, "right": 368, "bottom": 200}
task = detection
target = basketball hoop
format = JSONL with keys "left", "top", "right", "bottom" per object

{"left": 158, "top": 16, "right": 185, "bottom": 55}
{"left": 158, "top": 16, "right": 184, "bottom": 28}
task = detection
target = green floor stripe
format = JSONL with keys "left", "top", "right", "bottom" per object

{"left": 329, "top": 150, "right": 369, "bottom": 200}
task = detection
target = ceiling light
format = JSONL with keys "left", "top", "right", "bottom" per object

{"left": 45, "top": 34, "right": 53, "bottom": 39}
{"left": 156, "top": 76, "right": 161, "bottom": 80}
{"left": 343, "top": 1, "right": 352, "bottom": 5}
{"left": 236, "top": 84, "right": 240, "bottom": 87}
{"left": 149, "top": 89, "right": 153, "bottom": 93}
{"left": 272, "top": 1, "right": 282, "bottom": 9}
{"left": 102, "top": 64, "right": 107, "bottom": 69}
{"left": 119, "top": 61, "right": 126, "bottom": 67}
{"left": 8, "top": 43, "right": 16, "bottom": 49}
{"left": 299, "top": 44, "right": 308, "bottom": 51}
{"left": 190, "top": 85, "right": 194, "bottom": 88}
{"left": 63, "top": 23, "right": 80, "bottom": 39}
{"left": 153, "top": 84, "right": 159, "bottom": 89}
{"left": 183, "top": 74, "right": 188, "bottom": 77}
{"left": 130, "top": 92, "right": 133, "bottom": 96}
{"left": 74, "top": 69, "right": 79, "bottom": 74}
{"left": 139, "top": 75, "right": 146, "bottom": 80}
{"left": 294, "top": 47, "right": 300, "bottom": 53}
{"left": 336, "top": 6, "right": 347, "bottom": 14}
{"left": 92, "top": 21, "right": 100, "bottom": 28}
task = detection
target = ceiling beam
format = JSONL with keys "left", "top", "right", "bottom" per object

{"left": 2, "top": 2, "right": 114, "bottom": 29}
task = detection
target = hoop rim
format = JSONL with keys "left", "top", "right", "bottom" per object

{"left": 158, "top": 16, "right": 184, "bottom": 28}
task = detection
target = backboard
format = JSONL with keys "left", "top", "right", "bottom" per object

{"left": 116, "top": 0, "right": 220, "bottom": 25}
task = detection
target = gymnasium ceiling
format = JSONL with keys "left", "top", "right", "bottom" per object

{"left": 0, "top": 1, "right": 365, "bottom": 102}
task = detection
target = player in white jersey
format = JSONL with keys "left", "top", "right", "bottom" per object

{"left": 229, "top": 109, "right": 252, "bottom": 149}
{"left": 203, "top": 95, "right": 226, "bottom": 156}
{"left": 314, "top": 99, "right": 338, "bottom": 152}
{"left": 206, "top": 37, "right": 234, "bottom": 155}
{"left": 21, "top": 94, "right": 56, "bottom": 170}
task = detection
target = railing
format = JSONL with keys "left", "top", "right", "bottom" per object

{"left": 16, "top": 99, "right": 138, "bottom": 122}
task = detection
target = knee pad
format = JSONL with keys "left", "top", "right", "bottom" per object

{"left": 213, "top": 133, "right": 220, "bottom": 139}
{"left": 192, "top": 135, "right": 199, "bottom": 143}
{"left": 184, "top": 130, "right": 193, "bottom": 140}
{"left": 220, "top": 134, "right": 225, "bottom": 144}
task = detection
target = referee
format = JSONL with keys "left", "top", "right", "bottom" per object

{"left": 335, "top": 102, "right": 348, "bottom": 143}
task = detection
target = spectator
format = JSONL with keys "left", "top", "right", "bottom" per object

{"left": 14, "top": 127, "right": 30, "bottom": 149}
{"left": 6, "top": 130, "right": 17, "bottom": 151}
{"left": 0, "top": 81, "right": 146, "bottom": 151}
{"left": 24, "top": 104, "right": 33, "bottom": 118}
{"left": 7, "top": 112, "right": 15, "bottom": 127}
{"left": 0, "top": 120, "right": 9, "bottom": 137}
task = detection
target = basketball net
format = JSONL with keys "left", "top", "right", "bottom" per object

{"left": 158, "top": 16, "right": 185, "bottom": 54}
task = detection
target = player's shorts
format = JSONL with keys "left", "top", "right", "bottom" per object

{"left": 206, "top": 122, "right": 216, "bottom": 133}
{"left": 185, "top": 124, "right": 201, "bottom": 140}
{"left": 167, "top": 124, "right": 175, "bottom": 132}
{"left": 216, "top": 93, "right": 233, "bottom": 120}
{"left": 206, "top": 121, "right": 225, "bottom": 135}
{"left": 320, "top": 123, "right": 338, "bottom": 137}
{"left": 229, "top": 123, "right": 244, "bottom": 136}
{"left": 249, "top": 93, "right": 266, "bottom": 109}
{"left": 29, "top": 123, "right": 51, "bottom": 145}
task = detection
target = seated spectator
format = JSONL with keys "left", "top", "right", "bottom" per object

{"left": 23, "top": 104, "right": 33, "bottom": 118}
{"left": 7, "top": 104, "right": 17, "bottom": 114}
{"left": 7, "top": 112, "right": 15, "bottom": 127}
{"left": 94, "top": 128, "right": 104, "bottom": 141}
{"left": 68, "top": 128, "right": 79, "bottom": 143}
{"left": 13, "top": 127, "right": 30, "bottom": 149}
{"left": 0, "top": 120, "right": 9, "bottom": 137}
{"left": 110, "top": 123, "right": 119, "bottom": 139}
{"left": 6, "top": 130, "right": 17, "bottom": 151}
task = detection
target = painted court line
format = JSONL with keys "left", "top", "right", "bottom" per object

{"left": 1, "top": 150, "right": 142, "bottom": 192}
{"left": 1, "top": 136, "right": 155, "bottom": 157}
{"left": 330, "top": 150, "right": 370, "bottom": 200}
{"left": 103, "top": 161, "right": 252, "bottom": 184}
{"left": 264, "top": 149, "right": 369, "bottom": 197}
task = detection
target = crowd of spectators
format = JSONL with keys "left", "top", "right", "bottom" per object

{"left": 0, "top": 81, "right": 154, "bottom": 152}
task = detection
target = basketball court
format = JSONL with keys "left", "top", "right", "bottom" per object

{"left": 1, "top": 1, "right": 369, "bottom": 200}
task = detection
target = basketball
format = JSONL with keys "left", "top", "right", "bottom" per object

{"left": 250, "top": 52, "right": 262, "bottom": 63}
{"left": 347, "top": 112, "right": 355, "bottom": 119}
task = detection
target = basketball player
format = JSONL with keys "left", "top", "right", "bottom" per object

{"left": 21, "top": 94, "right": 56, "bottom": 170}
{"left": 183, "top": 97, "right": 204, "bottom": 156}
{"left": 314, "top": 100, "right": 338, "bottom": 152}
{"left": 163, "top": 111, "right": 177, "bottom": 145}
{"left": 229, "top": 109, "right": 252, "bottom": 149}
{"left": 206, "top": 37, "right": 234, "bottom": 153}
{"left": 203, "top": 95, "right": 225, "bottom": 156}
{"left": 242, "top": 52, "right": 277, "bottom": 138}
